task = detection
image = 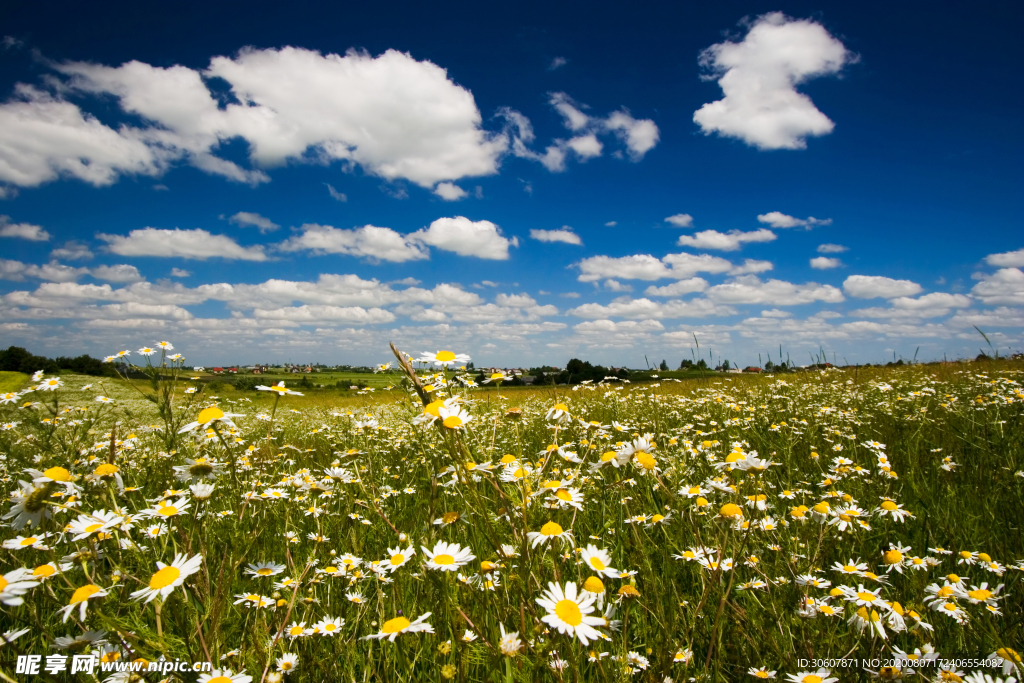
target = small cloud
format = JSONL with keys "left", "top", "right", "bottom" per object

{"left": 810, "top": 256, "right": 842, "bottom": 269}
{"left": 170, "top": 268, "right": 191, "bottom": 277}
{"left": 228, "top": 211, "right": 280, "bottom": 234}
{"left": 520, "top": 179, "right": 533, "bottom": 195}
{"left": 560, "top": 292, "right": 581, "bottom": 298}
{"left": 326, "top": 183, "right": 348, "bottom": 202}
{"left": 51, "top": 240, "right": 93, "bottom": 261}
{"left": 603, "top": 279, "right": 632, "bottom": 292}
{"left": 538, "top": 290, "right": 551, "bottom": 295}
{"left": 434, "top": 182, "right": 468, "bottom": 201}
{"left": 817, "top": 243, "right": 847, "bottom": 254}
{"left": 665, "top": 213, "right": 694, "bottom": 228}
{"left": 548, "top": 56, "right": 568, "bottom": 71}
{"left": 530, "top": 228, "right": 582, "bottom": 245}
{"left": 760, "top": 309, "right": 792, "bottom": 318}
{"left": 2, "top": 36, "right": 24, "bottom": 50}
{"left": 757, "top": 211, "right": 832, "bottom": 229}
{"left": 390, "top": 277, "right": 421, "bottom": 286}
{"left": 91, "top": 264, "right": 144, "bottom": 283}
{"left": 604, "top": 221, "right": 617, "bottom": 227}
{"left": 0, "top": 216, "right": 50, "bottom": 241}
{"left": 935, "top": 276, "right": 946, "bottom": 285}
{"left": 474, "top": 186, "right": 484, "bottom": 199}
{"left": 152, "top": 184, "right": 169, "bottom": 191}
{"left": 0, "top": 186, "right": 19, "bottom": 200}
{"left": 480, "top": 280, "right": 499, "bottom": 287}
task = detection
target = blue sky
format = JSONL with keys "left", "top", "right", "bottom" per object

{"left": 0, "top": 0, "right": 1021, "bottom": 367}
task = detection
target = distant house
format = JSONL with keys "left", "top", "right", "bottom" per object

{"left": 743, "top": 367, "right": 762, "bottom": 373}
{"left": 212, "top": 367, "right": 224, "bottom": 374}
{"left": 520, "top": 375, "right": 536, "bottom": 385}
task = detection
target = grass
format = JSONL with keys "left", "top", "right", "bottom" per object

{"left": 0, "top": 371, "right": 28, "bottom": 394}
{"left": 0, "top": 356, "right": 1022, "bottom": 682}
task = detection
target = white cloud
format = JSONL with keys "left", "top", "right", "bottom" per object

{"left": 568, "top": 296, "right": 732, "bottom": 320}
{"left": 410, "top": 216, "right": 518, "bottom": 260}
{"left": 530, "top": 228, "right": 582, "bottom": 245}
{"left": 760, "top": 309, "right": 791, "bottom": 318}
{"left": 548, "top": 57, "right": 568, "bottom": 71}
{"left": 90, "top": 264, "right": 144, "bottom": 283}
{"left": 850, "top": 292, "right": 972, "bottom": 319}
{"left": 817, "top": 243, "right": 847, "bottom": 254}
{"left": 665, "top": 214, "right": 694, "bottom": 228}
{"left": 604, "top": 221, "right": 617, "bottom": 227}
{"left": 0, "top": 216, "right": 51, "bottom": 241}
{"left": 693, "top": 12, "right": 853, "bottom": 150}
{"left": 677, "top": 228, "right": 776, "bottom": 251}
{"left": 229, "top": 211, "right": 279, "bottom": 233}
{"left": 574, "top": 319, "right": 664, "bottom": 334}
{"left": 604, "top": 110, "right": 660, "bottom": 159}
{"left": 252, "top": 305, "right": 395, "bottom": 324}
{"left": 577, "top": 254, "right": 671, "bottom": 282}
{"left": 985, "top": 248, "right": 1024, "bottom": 268}
{"left": 603, "top": 279, "right": 633, "bottom": 292}
{"left": 51, "top": 240, "right": 93, "bottom": 260}
{"left": 170, "top": 268, "right": 191, "bottom": 277}
{"left": 433, "top": 182, "right": 468, "bottom": 201}
{"left": 729, "top": 258, "right": 774, "bottom": 275}
{"left": 843, "top": 275, "right": 923, "bottom": 299}
{"left": 643, "top": 278, "right": 709, "bottom": 297}
{"left": 326, "top": 183, "right": 347, "bottom": 202}
{"left": 0, "top": 84, "right": 162, "bottom": 189}
{"left": 39, "top": 47, "right": 508, "bottom": 190}
{"left": 276, "top": 223, "right": 429, "bottom": 262}
{"left": 970, "top": 268, "right": 1024, "bottom": 305}
{"left": 706, "top": 275, "right": 844, "bottom": 305}
{"left": 98, "top": 227, "right": 268, "bottom": 261}
{"left": 661, "top": 252, "right": 737, "bottom": 278}
{"left": 566, "top": 134, "right": 603, "bottom": 160}
{"left": 757, "top": 211, "right": 832, "bottom": 229}
{"left": 549, "top": 92, "right": 590, "bottom": 131}
{"left": 0, "top": 259, "right": 87, "bottom": 282}
{"left": 810, "top": 256, "right": 842, "bottom": 269}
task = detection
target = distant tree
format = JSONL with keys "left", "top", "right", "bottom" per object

{"left": 659, "top": 359, "right": 669, "bottom": 371}
{"left": 721, "top": 360, "right": 731, "bottom": 371}
{"left": 696, "top": 359, "right": 708, "bottom": 370}
{"left": 679, "top": 359, "right": 694, "bottom": 370}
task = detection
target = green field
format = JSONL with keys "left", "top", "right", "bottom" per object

{"left": 1, "top": 359, "right": 1022, "bottom": 682}
{"left": 0, "top": 370, "right": 28, "bottom": 394}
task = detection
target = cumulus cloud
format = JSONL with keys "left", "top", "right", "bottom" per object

{"left": 985, "top": 248, "right": 1024, "bottom": 268}
{"left": 252, "top": 305, "right": 395, "bottom": 324}
{"left": 665, "top": 214, "right": 694, "bottom": 228}
{"left": 530, "top": 228, "right": 582, "bottom": 245}
{"left": 843, "top": 275, "right": 923, "bottom": 299}
{"left": 850, "top": 292, "right": 972, "bottom": 318}
{"left": 2, "top": 47, "right": 509, "bottom": 192}
{"left": 228, "top": 211, "right": 279, "bottom": 233}
{"left": 706, "top": 275, "right": 844, "bottom": 305}
{"left": 677, "top": 228, "right": 776, "bottom": 251}
{"left": 810, "top": 256, "right": 842, "bottom": 269}
{"left": 276, "top": 223, "right": 429, "bottom": 262}
{"left": 643, "top": 278, "right": 709, "bottom": 297}
{"left": 433, "top": 181, "right": 468, "bottom": 201}
{"left": 568, "top": 296, "right": 732, "bottom": 320}
{"left": 98, "top": 227, "right": 268, "bottom": 261}
{"left": 0, "top": 216, "right": 51, "bottom": 241}
{"left": 757, "top": 211, "right": 832, "bottom": 229}
{"left": 693, "top": 12, "right": 853, "bottom": 150}
{"left": 817, "top": 243, "right": 847, "bottom": 253}
{"left": 90, "top": 264, "right": 145, "bottom": 283}
{"left": 170, "top": 268, "right": 191, "bottom": 277}
{"left": 509, "top": 92, "right": 659, "bottom": 170}
{"left": 325, "top": 183, "right": 347, "bottom": 202}
{"left": 410, "top": 216, "right": 518, "bottom": 260}
{"left": 971, "top": 268, "right": 1024, "bottom": 305}
{"left": 577, "top": 251, "right": 770, "bottom": 282}
{"left": 50, "top": 240, "right": 93, "bottom": 260}
{"left": 548, "top": 56, "right": 568, "bottom": 71}
{"left": 603, "top": 279, "right": 633, "bottom": 292}
{"left": 0, "top": 260, "right": 139, "bottom": 283}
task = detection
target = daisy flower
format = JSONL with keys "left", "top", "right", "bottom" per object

{"left": 197, "top": 669, "right": 253, "bottom": 683}
{"left": 67, "top": 510, "right": 124, "bottom": 541}
{"left": 245, "top": 562, "right": 287, "bottom": 578}
{"left": 421, "top": 541, "right": 475, "bottom": 571}
{"left": 549, "top": 487, "right": 585, "bottom": 510}
{"left": 438, "top": 404, "right": 472, "bottom": 430}
{"left": 312, "top": 616, "right": 345, "bottom": 636}
{"left": 3, "top": 533, "right": 51, "bottom": 551}
{"left": 382, "top": 546, "right": 416, "bottom": 573}
{"left": 144, "top": 497, "right": 191, "bottom": 519}
{"left": 988, "top": 648, "right": 1021, "bottom": 676}
{"left": 417, "top": 350, "right": 470, "bottom": 367}
{"left": 528, "top": 521, "right": 575, "bottom": 548}
{"left": 276, "top": 653, "right": 298, "bottom": 675}
{"left": 0, "top": 568, "right": 39, "bottom": 606}
{"left": 876, "top": 498, "right": 914, "bottom": 522}
{"left": 536, "top": 581, "right": 606, "bottom": 646}
{"left": 785, "top": 670, "right": 837, "bottom": 683}
{"left": 363, "top": 613, "right": 434, "bottom": 641}
{"left": 59, "top": 584, "right": 110, "bottom": 623}
{"left": 749, "top": 668, "right": 777, "bottom": 679}
{"left": 130, "top": 553, "right": 203, "bottom": 603}
{"left": 545, "top": 403, "right": 571, "bottom": 422}
{"left": 285, "top": 622, "right": 309, "bottom": 639}
{"left": 256, "top": 382, "right": 304, "bottom": 396}
{"left": 580, "top": 545, "right": 619, "bottom": 578}
{"left": 498, "top": 624, "right": 522, "bottom": 656}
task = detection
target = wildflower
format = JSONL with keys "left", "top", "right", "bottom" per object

{"left": 498, "top": 624, "right": 522, "bottom": 656}
{"left": 438, "top": 404, "right": 472, "bottom": 430}
{"left": 876, "top": 498, "right": 914, "bottom": 522}
{"left": 364, "top": 613, "right": 434, "bottom": 641}
{"left": 130, "top": 554, "right": 203, "bottom": 603}
{"left": 848, "top": 606, "right": 887, "bottom": 639}
{"left": 0, "top": 568, "right": 39, "bottom": 606}
{"left": 785, "top": 670, "right": 838, "bottom": 683}
{"left": 197, "top": 669, "right": 253, "bottom": 683}
{"left": 988, "top": 648, "right": 1021, "bottom": 676}
{"left": 422, "top": 541, "right": 475, "bottom": 571}
{"left": 59, "top": 584, "right": 110, "bottom": 622}
{"left": 580, "top": 545, "right": 619, "bottom": 578}
{"left": 276, "top": 653, "right": 298, "bottom": 675}
{"left": 382, "top": 546, "right": 416, "bottom": 572}
{"left": 312, "top": 616, "right": 345, "bottom": 636}
{"left": 256, "top": 382, "right": 304, "bottom": 396}
{"left": 67, "top": 510, "right": 124, "bottom": 540}
{"left": 528, "top": 521, "right": 575, "bottom": 548}
{"left": 245, "top": 562, "right": 287, "bottom": 578}
{"left": 536, "top": 581, "right": 606, "bottom": 645}
{"left": 546, "top": 403, "right": 571, "bottom": 422}
{"left": 3, "top": 533, "right": 51, "bottom": 551}
{"left": 748, "top": 668, "right": 777, "bottom": 679}
{"left": 881, "top": 543, "right": 911, "bottom": 574}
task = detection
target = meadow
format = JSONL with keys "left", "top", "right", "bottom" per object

{"left": 0, "top": 344, "right": 1022, "bottom": 683}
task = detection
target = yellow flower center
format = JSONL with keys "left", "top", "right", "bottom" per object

{"left": 43, "top": 467, "right": 71, "bottom": 482}
{"left": 540, "top": 521, "right": 563, "bottom": 536}
{"left": 996, "top": 648, "right": 1021, "bottom": 663}
{"left": 324, "top": 623, "right": 337, "bottom": 632}
{"left": 70, "top": 584, "right": 101, "bottom": 604}
{"left": 33, "top": 564, "right": 55, "bottom": 577}
{"left": 583, "top": 576, "right": 605, "bottom": 593}
{"left": 442, "top": 415, "right": 463, "bottom": 429}
{"left": 554, "top": 599, "right": 583, "bottom": 626}
{"left": 725, "top": 452, "right": 744, "bottom": 463}
{"left": 636, "top": 453, "right": 657, "bottom": 470}
{"left": 802, "top": 675, "right": 823, "bottom": 683}
{"left": 553, "top": 403, "right": 568, "bottom": 412}
{"left": 433, "top": 554, "right": 455, "bottom": 565}
{"left": 880, "top": 500, "right": 898, "bottom": 511}
{"left": 436, "top": 351, "right": 456, "bottom": 362}
{"left": 382, "top": 616, "right": 410, "bottom": 634}
{"left": 946, "top": 574, "right": 960, "bottom": 582}
{"left": 719, "top": 503, "right": 742, "bottom": 518}
{"left": 289, "top": 626, "right": 304, "bottom": 636}
{"left": 695, "top": 497, "right": 709, "bottom": 507}
{"left": 390, "top": 554, "right": 405, "bottom": 566}
{"left": 936, "top": 586, "right": 954, "bottom": 597}
{"left": 94, "top": 464, "right": 119, "bottom": 476}
{"left": 883, "top": 550, "right": 903, "bottom": 564}
{"left": 20, "top": 537, "right": 37, "bottom": 546}
{"left": 500, "top": 454, "right": 517, "bottom": 464}
{"left": 149, "top": 566, "right": 181, "bottom": 590}
{"left": 652, "top": 514, "right": 665, "bottom": 523}
{"left": 442, "top": 512, "right": 459, "bottom": 524}
{"left": 943, "top": 602, "right": 957, "bottom": 612}
{"left": 857, "top": 591, "right": 877, "bottom": 602}
{"left": 812, "top": 502, "right": 830, "bottom": 514}
{"left": 84, "top": 524, "right": 103, "bottom": 533}
{"left": 555, "top": 489, "right": 573, "bottom": 502}
{"left": 197, "top": 406, "right": 224, "bottom": 424}
{"left": 590, "top": 556, "right": 606, "bottom": 571}
{"left": 967, "top": 589, "right": 992, "bottom": 601}
{"left": 959, "top": 551, "right": 972, "bottom": 559}
{"left": 158, "top": 506, "right": 178, "bottom": 516}
{"left": 257, "top": 568, "right": 274, "bottom": 575}
{"left": 601, "top": 452, "right": 617, "bottom": 462}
